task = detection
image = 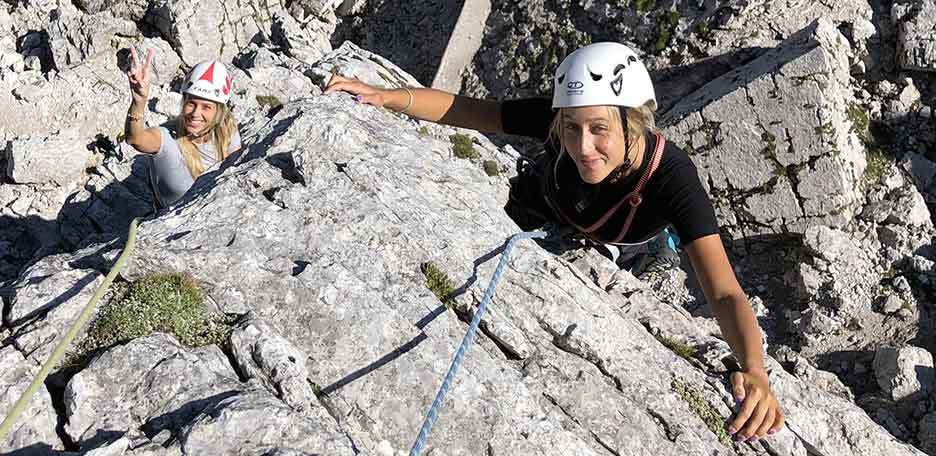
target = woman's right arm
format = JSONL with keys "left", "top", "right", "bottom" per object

{"left": 124, "top": 47, "right": 161, "bottom": 154}
{"left": 324, "top": 75, "right": 504, "bottom": 133}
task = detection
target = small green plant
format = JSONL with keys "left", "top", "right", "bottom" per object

{"left": 558, "top": 23, "right": 592, "bottom": 49}
{"left": 655, "top": 335, "right": 697, "bottom": 360}
{"left": 483, "top": 160, "right": 501, "bottom": 177}
{"left": 256, "top": 95, "right": 283, "bottom": 109}
{"left": 814, "top": 122, "right": 834, "bottom": 138}
{"left": 450, "top": 133, "right": 480, "bottom": 159}
{"left": 77, "top": 273, "right": 233, "bottom": 357}
{"left": 846, "top": 102, "right": 870, "bottom": 141}
{"left": 654, "top": 10, "right": 681, "bottom": 53}
{"left": 634, "top": 0, "right": 656, "bottom": 12}
{"left": 420, "top": 262, "right": 457, "bottom": 308}
{"left": 671, "top": 378, "right": 732, "bottom": 447}
{"left": 696, "top": 20, "right": 711, "bottom": 40}
{"left": 418, "top": 126, "right": 430, "bottom": 136}
{"left": 863, "top": 147, "right": 893, "bottom": 185}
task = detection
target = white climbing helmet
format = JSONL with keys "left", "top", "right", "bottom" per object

{"left": 181, "top": 60, "right": 233, "bottom": 104}
{"left": 552, "top": 42, "right": 656, "bottom": 109}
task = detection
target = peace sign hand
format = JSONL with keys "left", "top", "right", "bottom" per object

{"left": 127, "top": 47, "right": 153, "bottom": 103}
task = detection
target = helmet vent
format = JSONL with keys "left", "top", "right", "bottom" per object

{"left": 557, "top": 74, "right": 565, "bottom": 84}
{"left": 588, "top": 70, "right": 602, "bottom": 81}
{"left": 613, "top": 64, "right": 626, "bottom": 74}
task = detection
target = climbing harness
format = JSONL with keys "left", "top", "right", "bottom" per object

{"left": 0, "top": 219, "right": 139, "bottom": 444}
{"left": 409, "top": 230, "right": 546, "bottom": 456}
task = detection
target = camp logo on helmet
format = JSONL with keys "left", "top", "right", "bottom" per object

{"left": 567, "top": 81, "right": 584, "bottom": 89}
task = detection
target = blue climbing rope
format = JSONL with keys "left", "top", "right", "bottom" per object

{"left": 409, "top": 230, "right": 546, "bottom": 456}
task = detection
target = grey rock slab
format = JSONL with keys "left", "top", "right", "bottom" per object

{"left": 769, "top": 362, "right": 926, "bottom": 455}
{"left": 0, "top": 52, "right": 130, "bottom": 139}
{"left": 64, "top": 333, "right": 243, "bottom": 447}
{"left": 306, "top": 41, "right": 423, "bottom": 89}
{"left": 130, "top": 37, "right": 182, "bottom": 87}
{"left": 116, "top": 95, "right": 737, "bottom": 454}
{"left": 228, "top": 313, "right": 317, "bottom": 412}
{"left": 46, "top": 9, "right": 136, "bottom": 70}
{"left": 893, "top": 0, "right": 936, "bottom": 72}
{"left": 270, "top": 11, "right": 332, "bottom": 64}
{"left": 920, "top": 412, "right": 936, "bottom": 454}
{"left": 901, "top": 152, "right": 936, "bottom": 190}
{"left": 177, "top": 387, "right": 354, "bottom": 455}
{"left": 0, "top": 345, "right": 60, "bottom": 453}
{"left": 884, "top": 186, "right": 931, "bottom": 227}
{"left": 873, "top": 345, "right": 935, "bottom": 401}
{"left": 146, "top": 0, "right": 285, "bottom": 66}
{"left": 4, "top": 251, "right": 104, "bottom": 362}
{"left": 5, "top": 128, "right": 91, "bottom": 186}
{"left": 662, "top": 18, "right": 865, "bottom": 240}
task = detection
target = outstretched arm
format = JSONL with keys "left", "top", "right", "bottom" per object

{"left": 684, "top": 234, "right": 784, "bottom": 442}
{"left": 124, "top": 47, "right": 161, "bottom": 154}
{"left": 324, "top": 75, "right": 504, "bottom": 133}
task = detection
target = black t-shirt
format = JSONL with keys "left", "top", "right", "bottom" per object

{"left": 501, "top": 98, "right": 719, "bottom": 245}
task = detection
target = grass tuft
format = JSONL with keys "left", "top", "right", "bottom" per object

{"left": 483, "top": 160, "right": 501, "bottom": 177}
{"left": 76, "top": 273, "right": 234, "bottom": 358}
{"left": 655, "top": 335, "right": 697, "bottom": 360}
{"left": 420, "top": 262, "right": 457, "bottom": 309}
{"left": 671, "top": 378, "right": 732, "bottom": 447}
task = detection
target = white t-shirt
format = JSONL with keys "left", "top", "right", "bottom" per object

{"left": 149, "top": 127, "right": 241, "bottom": 207}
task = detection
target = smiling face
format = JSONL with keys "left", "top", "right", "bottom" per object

{"left": 557, "top": 106, "right": 629, "bottom": 184}
{"left": 181, "top": 96, "right": 218, "bottom": 137}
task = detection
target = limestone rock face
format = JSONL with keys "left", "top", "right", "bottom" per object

{"left": 4, "top": 129, "right": 90, "bottom": 186}
{"left": 872, "top": 346, "right": 935, "bottom": 401}
{"left": 46, "top": 9, "right": 136, "bottom": 70}
{"left": 662, "top": 19, "right": 865, "bottom": 240}
{"left": 63, "top": 333, "right": 244, "bottom": 447}
{"left": 460, "top": 0, "right": 871, "bottom": 100}
{"left": 893, "top": 0, "right": 936, "bottom": 72}
{"left": 145, "top": 0, "right": 286, "bottom": 66}
{"left": 0, "top": 346, "right": 60, "bottom": 453}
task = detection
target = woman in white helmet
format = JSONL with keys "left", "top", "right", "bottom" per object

{"left": 123, "top": 48, "right": 242, "bottom": 207}
{"left": 325, "top": 41, "right": 784, "bottom": 442}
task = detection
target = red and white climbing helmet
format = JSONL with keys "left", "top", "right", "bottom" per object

{"left": 552, "top": 42, "right": 656, "bottom": 109}
{"left": 181, "top": 60, "right": 234, "bottom": 104}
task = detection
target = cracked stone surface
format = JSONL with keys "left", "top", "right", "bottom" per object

{"left": 662, "top": 18, "right": 866, "bottom": 240}
{"left": 0, "top": 345, "right": 60, "bottom": 453}
{"left": 460, "top": 0, "right": 871, "bottom": 101}
{"left": 892, "top": 0, "right": 936, "bottom": 72}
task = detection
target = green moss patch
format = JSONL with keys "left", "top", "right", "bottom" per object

{"left": 78, "top": 273, "right": 233, "bottom": 356}
{"left": 483, "top": 160, "right": 501, "bottom": 177}
{"left": 654, "top": 10, "right": 681, "bottom": 53}
{"left": 655, "top": 335, "right": 697, "bottom": 360}
{"left": 256, "top": 95, "right": 283, "bottom": 109}
{"left": 450, "top": 133, "right": 480, "bottom": 159}
{"left": 671, "top": 378, "right": 732, "bottom": 447}
{"left": 634, "top": 0, "right": 656, "bottom": 13}
{"left": 420, "top": 262, "right": 457, "bottom": 308}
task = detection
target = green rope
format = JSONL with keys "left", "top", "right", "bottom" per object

{"left": 0, "top": 218, "right": 139, "bottom": 444}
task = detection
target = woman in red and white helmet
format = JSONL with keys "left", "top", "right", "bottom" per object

{"left": 124, "top": 48, "right": 241, "bottom": 207}
{"left": 325, "top": 41, "right": 784, "bottom": 443}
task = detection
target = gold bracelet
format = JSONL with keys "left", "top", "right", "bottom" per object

{"left": 400, "top": 87, "right": 414, "bottom": 113}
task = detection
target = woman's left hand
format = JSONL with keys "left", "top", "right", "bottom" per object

{"left": 728, "top": 368, "right": 784, "bottom": 442}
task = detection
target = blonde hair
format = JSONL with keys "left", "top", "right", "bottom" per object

{"left": 175, "top": 96, "right": 237, "bottom": 179}
{"left": 548, "top": 100, "right": 658, "bottom": 179}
